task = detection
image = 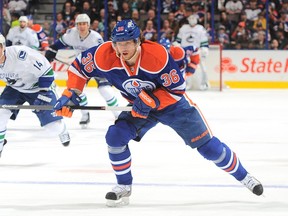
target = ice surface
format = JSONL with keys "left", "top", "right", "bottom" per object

{"left": 0, "top": 87, "right": 287, "bottom": 216}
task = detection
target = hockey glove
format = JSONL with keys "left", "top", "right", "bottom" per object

{"left": 33, "top": 90, "right": 53, "bottom": 113}
{"left": 54, "top": 89, "right": 82, "bottom": 117}
{"left": 45, "top": 48, "right": 57, "bottom": 62}
{"left": 131, "top": 89, "right": 160, "bottom": 119}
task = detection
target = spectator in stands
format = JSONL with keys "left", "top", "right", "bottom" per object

{"left": 137, "top": 0, "right": 151, "bottom": 14}
{"left": 81, "top": 1, "right": 97, "bottom": 22}
{"left": 231, "top": 21, "right": 251, "bottom": 48}
{"left": 2, "top": 3, "right": 11, "bottom": 36}
{"left": 120, "top": 1, "right": 132, "bottom": 19}
{"left": 144, "top": 9, "right": 162, "bottom": 30}
{"left": 131, "top": 9, "right": 144, "bottom": 30}
{"left": 219, "top": 11, "right": 233, "bottom": 35}
{"left": 252, "top": 11, "right": 267, "bottom": 32}
{"left": 174, "top": 2, "right": 186, "bottom": 23}
{"left": 54, "top": 12, "right": 68, "bottom": 39}
{"left": 159, "top": 19, "right": 174, "bottom": 40}
{"left": 217, "top": 0, "right": 226, "bottom": 12}
{"left": 276, "top": 10, "right": 288, "bottom": 36}
{"left": 43, "top": 21, "right": 53, "bottom": 45}
{"left": 61, "top": 1, "right": 76, "bottom": 26}
{"left": 216, "top": 25, "right": 230, "bottom": 49}
{"left": 239, "top": 11, "right": 254, "bottom": 32}
{"left": 98, "top": 8, "right": 106, "bottom": 34}
{"left": 253, "top": 30, "right": 266, "bottom": 49}
{"left": 162, "top": 0, "right": 174, "bottom": 14}
{"left": 225, "top": 0, "right": 243, "bottom": 15}
{"left": 90, "top": 19, "right": 104, "bottom": 37}
{"left": 142, "top": 19, "right": 157, "bottom": 41}
{"left": 270, "top": 38, "right": 279, "bottom": 50}
{"left": 10, "top": 12, "right": 20, "bottom": 28}
{"left": 275, "top": 30, "right": 288, "bottom": 49}
{"left": 281, "top": 0, "right": 288, "bottom": 13}
{"left": 244, "top": 0, "right": 263, "bottom": 21}
{"left": 107, "top": 0, "right": 119, "bottom": 23}
{"left": 167, "top": 12, "right": 178, "bottom": 33}
{"left": 7, "top": 0, "right": 27, "bottom": 16}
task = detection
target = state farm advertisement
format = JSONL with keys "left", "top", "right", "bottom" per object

{"left": 221, "top": 50, "right": 288, "bottom": 81}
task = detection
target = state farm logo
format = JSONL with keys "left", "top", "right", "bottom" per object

{"left": 215, "top": 57, "right": 238, "bottom": 73}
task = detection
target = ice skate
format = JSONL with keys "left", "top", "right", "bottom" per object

{"left": 59, "top": 131, "right": 70, "bottom": 147}
{"left": 0, "top": 139, "right": 7, "bottom": 158}
{"left": 79, "top": 112, "right": 90, "bottom": 129}
{"left": 240, "top": 173, "right": 263, "bottom": 196}
{"left": 105, "top": 184, "right": 132, "bottom": 207}
{"left": 199, "top": 82, "right": 210, "bottom": 91}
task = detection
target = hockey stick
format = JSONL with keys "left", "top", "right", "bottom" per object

{"left": 54, "top": 57, "right": 71, "bottom": 66}
{"left": 0, "top": 105, "right": 132, "bottom": 111}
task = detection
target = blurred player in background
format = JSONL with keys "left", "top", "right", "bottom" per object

{"left": 45, "top": 14, "right": 120, "bottom": 128}
{"left": 27, "top": 15, "right": 49, "bottom": 51}
{"left": 52, "top": 20, "right": 263, "bottom": 207}
{"left": 0, "top": 34, "right": 70, "bottom": 157}
{"left": 176, "top": 15, "right": 210, "bottom": 90}
{"left": 159, "top": 37, "right": 188, "bottom": 78}
{"left": 6, "top": 15, "right": 39, "bottom": 49}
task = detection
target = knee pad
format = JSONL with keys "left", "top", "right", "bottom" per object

{"left": 105, "top": 121, "right": 136, "bottom": 148}
{"left": 197, "top": 136, "right": 224, "bottom": 161}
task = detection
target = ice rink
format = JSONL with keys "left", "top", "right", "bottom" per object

{"left": 0, "top": 87, "right": 287, "bottom": 216}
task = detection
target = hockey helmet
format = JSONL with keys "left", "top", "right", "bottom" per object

{"left": 19, "top": 16, "right": 28, "bottom": 23}
{"left": 187, "top": 15, "right": 198, "bottom": 26}
{"left": 111, "top": 19, "right": 140, "bottom": 43}
{"left": 75, "top": 14, "right": 91, "bottom": 26}
{"left": 159, "top": 38, "right": 171, "bottom": 51}
{"left": 0, "top": 34, "right": 6, "bottom": 48}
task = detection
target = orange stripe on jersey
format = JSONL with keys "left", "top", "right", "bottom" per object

{"left": 140, "top": 40, "right": 168, "bottom": 73}
{"left": 112, "top": 162, "right": 131, "bottom": 171}
{"left": 94, "top": 42, "right": 122, "bottom": 71}
{"left": 170, "top": 46, "right": 185, "bottom": 61}
{"left": 67, "top": 70, "right": 87, "bottom": 91}
{"left": 153, "top": 88, "right": 178, "bottom": 110}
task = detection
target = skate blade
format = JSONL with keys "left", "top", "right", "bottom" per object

{"left": 106, "top": 197, "right": 129, "bottom": 207}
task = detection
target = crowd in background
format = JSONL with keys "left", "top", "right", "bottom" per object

{"left": 1, "top": 0, "right": 288, "bottom": 50}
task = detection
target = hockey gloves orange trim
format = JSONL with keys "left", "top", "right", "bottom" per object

{"left": 54, "top": 89, "right": 81, "bottom": 117}
{"left": 131, "top": 89, "right": 159, "bottom": 119}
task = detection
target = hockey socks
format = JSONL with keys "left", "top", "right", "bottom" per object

{"left": 197, "top": 136, "right": 247, "bottom": 181}
{"left": 106, "top": 121, "right": 136, "bottom": 185}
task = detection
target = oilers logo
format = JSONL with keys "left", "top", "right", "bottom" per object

{"left": 122, "top": 79, "right": 155, "bottom": 97}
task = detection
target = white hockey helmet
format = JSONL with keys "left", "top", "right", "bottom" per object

{"left": 19, "top": 16, "right": 28, "bottom": 23}
{"left": 187, "top": 15, "right": 198, "bottom": 26}
{"left": 75, "top": 14, "right": 91, "bottom": 26}
{"left": 0, "top": 34, "right": 5, "bottom": 47}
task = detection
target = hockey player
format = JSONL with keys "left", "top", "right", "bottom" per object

{"left": 45, "top": 14, "right": 120, "bottom": 128}
{"left": 0, "top": 34, "right": 70, "bottom": 157}
{"left": 27, "top": 15, "right": 49, "bottom": 51}
{"left": 6, "top": 16, "right": 39, "bottom": 49}
{"left": 159, "top": 37, "right": 188, "bottom": 77}
{"left": 176, "top": 15, "right": 210, "bottom": 90}
{"left": 53, "top": 20, "right": 263, "bottom": 207}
